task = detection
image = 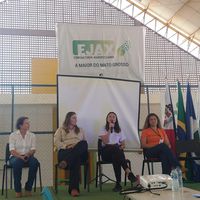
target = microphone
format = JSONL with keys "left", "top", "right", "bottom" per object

{"left": 111, "top": 127, "right": 113, "bottom": 133}
{"left": 110, "top": 121, "right": 114, "bottom": 133}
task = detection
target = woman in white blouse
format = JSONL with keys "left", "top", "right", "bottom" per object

{"left": 99, "top": 112, "right": 136, "bottom": 192}
{"left": 9, "top": 116, "right": 39, "bottom": 198}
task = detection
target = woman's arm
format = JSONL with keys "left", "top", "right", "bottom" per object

{"left": 25, "top": 133, "right": 36, "bottom": 157}
{"left": 10, "top": 150, "right": 26, "bottom": 160}
{"left": 163, "top": 131, "right": 171, "bottom": 148}
{"left": 141, "top": 133, "right": 156, "bottom": 148}
{"left": 100, "top": 133, "right": 109, "bottom": 144}
{"left": 54, "top": 128, "right": 67, "bottom": 149}
{"left": 119, "top": 140, "right": 125, "bottom": 149}
{"left": 24, "top": 150, "right": 36, "bottom": 158}
{"left": 81, "top": 128, "right": 87, "bottom": 141}
{"left": 9, "top": 133, "right": 26, "bottom": 160}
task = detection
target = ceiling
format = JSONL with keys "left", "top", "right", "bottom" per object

{"left": 128, "top": 0, "right": 200, "bottom": 46}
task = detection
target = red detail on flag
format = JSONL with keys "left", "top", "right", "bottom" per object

{"left": 165, "top": 129, "right": 176, "bottom": 155}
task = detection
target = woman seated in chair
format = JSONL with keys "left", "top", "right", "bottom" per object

{"left": 9, "top": 116, "right": 39, "bottom": 198}
{"left": 141, "top": 113, "right": 180, "bottom": 175}
{"left": 54, "top": 111, "right": 88, "bottom": 197}
{"left": 99, "top": 112, "right": 137, "bottom": 192}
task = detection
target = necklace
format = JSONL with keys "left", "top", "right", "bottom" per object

{"left": 150, "top": 128, "right": 161, "bottom": 138}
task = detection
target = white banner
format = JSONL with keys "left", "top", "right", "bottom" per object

{"left": 58, "top": 75, "right": 141, "bottom": 149}
{"left": 57, "top": 23, "right": 145, "bottom": 82}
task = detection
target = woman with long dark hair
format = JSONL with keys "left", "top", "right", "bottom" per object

{"left": 141, "top": 113, "right": 180, "bottom": 175}
{"left": 54, "top": 112, "right": 88, "bottom": 197}
{"left": 99, "top": 112, "right": 136, "bottom": 192}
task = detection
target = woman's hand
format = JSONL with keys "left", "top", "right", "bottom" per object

{"left": 11, "top": 150, "right": 30, "bottom": 162}
{"left": 119, "top": 141, "right": 125, "bottom": 149}
{"left": 66, "top": 144, "right": 76, "bottom": 149}
{"left": 19, "top": 155, "right": 28, "bottom": 162}
{"left": 119, "top": 144, "right": 125, "bottom": 150}
{"left": 100, "top": 133, "right": 109, "bottom": 144}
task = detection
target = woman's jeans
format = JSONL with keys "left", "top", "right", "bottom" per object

{"left": 144, "top": 143, "right": 180, "bottom": 175}
{"left": 101, "top": 144, "right": 129, "bottom": 184}
{"left": 9, "top": 156, "right": 39, "bottom": 193}
{"left": 58, "top": 140, "right": 88, "bottom": 193}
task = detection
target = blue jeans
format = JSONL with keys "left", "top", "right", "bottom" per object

{"left": 9, "top": 156, "right": 39, "bottom": 193}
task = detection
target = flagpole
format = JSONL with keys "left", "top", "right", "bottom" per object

{"left": 169, "top": 84, "right": 177, "bottom": 138}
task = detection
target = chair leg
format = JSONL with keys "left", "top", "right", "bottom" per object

{"left": 5, "top": 166, "right": 8, "bottom": 198}
{"left": 84, "top": 163, "right": 90, "bottom": 192}
{"left": 34, "top": 170, "right": 37, "bottom": 192}
{"left": 124, "top": 173, "right": 127, "bottom": 186}
{"left": 141, "top": 161, "right": 145, "bottom": 175}
{"left": 34, "top": 163, "right": 42, "bottom": 192}
{"left": 38, "top": 163, "right": 42, "bottom": 191}
{"left": 55, "top": 165, "right": 58, "bottom": 194}
{"left": 147, "top": 162, "right": 151, "bottom": 175}
{"left": 95, "top": 163, "right": 98, "bottom": 188}
{"left": 84, "top": 164, "right": 87, "bottom": 190}
{"left": 10, "top": 168, "right": 13, "bottom": 189}
{"left": 87, "top": 163, "right": 90, "bottom": 192}
{"left": 99, "top": 164, "right": 102, "bottom": 191}
{"left": 151, "top": 162, "right": 154, "bottom": 174}
{"left": 1, "top": 165, "right": 6, "bottom": 196}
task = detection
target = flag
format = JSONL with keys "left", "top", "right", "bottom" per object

{"left": 177, "top": 81, "right": 187, "bottom": 179}
{"left": 186, "top": 82, "right": 198, "bottom": 140}
{"left": 186, "top": 82, "right": 200, "bottom": 181}
{"left": 163, "top": 82, "right": 176, "bottom": 155}
{"left": 177, "top": 81, "right": 186, "bottom": 141}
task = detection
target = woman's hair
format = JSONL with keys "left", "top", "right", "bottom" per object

{"left": 105, "top": 112, "right": 121, "bottom": 133}
{"left": 143, "top": 113, "right": 162, "bottom": 129}
{"left": 62, "top": 111, "right": 80, "bottom": 134}
{"left": 16, "top": 116, "right": 29, "bottom": 129}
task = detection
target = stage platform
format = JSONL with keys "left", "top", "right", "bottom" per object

{"left": 125, "top": 187, "right": 199, "bottom": 200}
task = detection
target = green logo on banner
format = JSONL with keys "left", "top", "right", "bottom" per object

{"left": 117, "top": 41, "right": 130, "bottom": 56}
{"left": 73, "top": 40, "right": 115, "bottom": 56}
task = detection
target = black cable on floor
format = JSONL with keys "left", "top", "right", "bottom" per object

{"left": 120, "top": 183, "right": 168, "bottom": 196}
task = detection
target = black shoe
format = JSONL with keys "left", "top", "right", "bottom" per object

{"left": 128, "top": 172, "right": 137, "bottom": 183}
{"left": 112, "top": 183, "right": 122, "bottom": 192}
